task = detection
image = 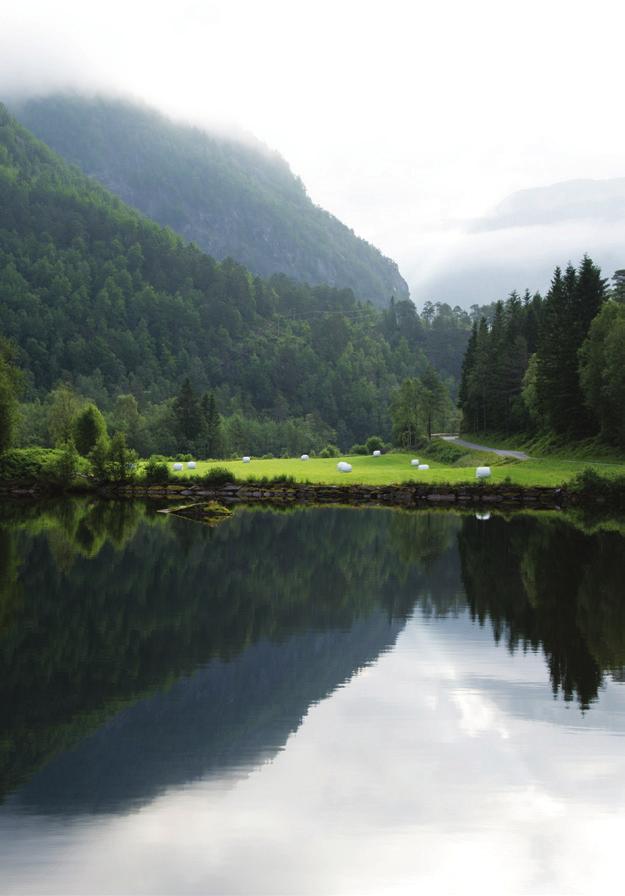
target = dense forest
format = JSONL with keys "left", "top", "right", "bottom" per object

{"left": 458, "top": 256, "right": 625, "bottom": 447}
{"left": 0, "top": 103, "right": 479, "bottom": 454}
{"left": 12, "top": 94, "right": 409, "bottom": 307}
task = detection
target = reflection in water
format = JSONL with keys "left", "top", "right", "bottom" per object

{"left": 460, "top": 512, "right": 625, "bottom": 708}
{"left": 0, "top": 502, "right": 460, "bottom": 808}
{"left": 0, "top": 502, "right": 625, "bottom": 893}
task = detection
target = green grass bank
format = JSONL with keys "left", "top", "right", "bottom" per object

{"left": 155, "top": 451, "right": 625, "bottom": 488}
{"left": 2, "top": 440, "right": 625, "bottom": 491}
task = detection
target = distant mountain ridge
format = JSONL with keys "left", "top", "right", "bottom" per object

{"left": 411, "top": 177, "right": 625, "bottom": 306}
{"left": 12, "top": 94, "right": 409, "bottom": 306}
{"left": 473, "top": 177, "right": 625, "bottom": 231}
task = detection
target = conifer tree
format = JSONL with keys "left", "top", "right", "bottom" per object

{"left": 173, "top": 378, "right": 201, "bottom": 449}
{"left": 457, "top": 255, "right": 606, "bottom": 440}
{"left": 536, "top": 259, "right": 606, "bottom": 435}
{"left": 458, "top": 322, "right": 478, "bottom": 431}
{"left": 535, "top": 267, "right": 575, "bottom": 434}
{"left": 575, "top": 255, "right": 607, "bottom": 336}
{"left": 524, "top": 291, "right": 542, "bottom": 354}
{"left": 487, "top": 302, "right": 507, "bottom": 426}
{"left": 201, "top": 391, "right": 223, "bottom": 458}
{"left": 611, "top": 270, "right": 625, "bottom": 304}
{"left": 471, "top": 318, "right": 491, "bottom": 431}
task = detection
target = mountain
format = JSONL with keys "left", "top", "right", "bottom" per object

{"left": 0, "top": 103, "right": 430, "bottom": 445}
{"left": 473, "top": 178, "right": 625, "bottom": 231}
{"left": 12, "top": 94, "right": 409, "bottom": 307}
{"left": 410, "top": 178, "right": 625, "bottom": 306}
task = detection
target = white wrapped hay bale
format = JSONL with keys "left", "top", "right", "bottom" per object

{"left": 476, "top": 466, "right": 492, "bottom": 479}
{"left": 475, "top": 511, "right": 491, "bottom": 521}
{"left": 337, "top": 461, "right": 352, "bottom": 473}
{"left": 172, "top": 462, "right": 183, "bottom": 472}
{"left": 418, "top": 464, "right": 429, "bottom": 470}
{"left": 242, "top": 456, "right": 251, "bottom": 463}
{"left": 372, "top": 450, "right": 381, "bottom": 457}
{"left": 411, "top": 459, "right": 420, "bottom": 466}
{"left": 187, "top": 461, "right": 196, "bottom": 470}
{"left": 301, "top": 454, "right": 310, "bottom": 461}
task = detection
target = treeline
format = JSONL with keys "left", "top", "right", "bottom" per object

{"left": 10, "top": 379, "right": 337, "bottom": 463}
{"left": 0, "top": 104, "right": 479, "bottom": 450}
{"left": 459, "top": 256, "right": 625, "bottom": 446}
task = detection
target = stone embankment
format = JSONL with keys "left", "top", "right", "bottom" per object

{"left": 106, "top": 481, "right": 567, "bottom": 509}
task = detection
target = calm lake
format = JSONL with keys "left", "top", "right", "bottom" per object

{"left": 1, "top": 500, "right": 625, "bottom": 894}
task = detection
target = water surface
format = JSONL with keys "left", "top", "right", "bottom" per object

{"left": 1, "top": 501, "right": 625, "bottom": 894}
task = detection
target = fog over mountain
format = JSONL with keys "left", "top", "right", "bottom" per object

{"left": 3, "top": 1, "right": 625, "bottom": 318}
{"left": 409, "top": 178, "right": 625, "bottom": 307}
{"left": 9, "top": 93, "right": 409, "bottom": 306}
{"left": 474, "top": 179, "right": 625, "bottom": 231}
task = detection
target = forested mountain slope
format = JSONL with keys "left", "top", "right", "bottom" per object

{"left": 12, "top": 94, "right": 409, "bottom": 307}
{"left": 0, "top": 103, "right": 433, "bottom": 445}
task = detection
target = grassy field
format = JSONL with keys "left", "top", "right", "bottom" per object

{"left": 163, "top": 451, "right": 625, "bottom": 488}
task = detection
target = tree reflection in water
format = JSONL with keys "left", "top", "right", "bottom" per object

{"left": 0, "top": 501, "right": 623, "bottom": 808}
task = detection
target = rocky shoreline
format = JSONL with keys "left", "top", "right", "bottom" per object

{"left": 2, "top": 478, "right": 617, "bottom": 512}
{"left": 100, "top": 481, "right": 569, "bottom": 509}
{"left": 0, "top": 480, "right": 568, "bottom": 507}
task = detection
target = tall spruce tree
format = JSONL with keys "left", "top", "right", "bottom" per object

{"left": 576, "top": 255, "right": 607, "bottom": 336}
{"left": 470, "top": 318, "right": 491, "bottom": 431}
{"left": 173, "top": 378, "right": 201, "bottom": 450}
{"left": 458, "top": 321, "right": 478, "bottom": 431}
{"left": 487, "top": 302, "right": 508, "bottom": 427}
{"left": 535, "top": 267, "right": 577, "bottom": 434}
{"left": 500, "top": 295, "right": 529, "bottom": 433}
{"left": 201, "top": 391, "right": 223, "bottom": 458}
{"left": 524, "top": 291, "right": 542, "bottom": 354}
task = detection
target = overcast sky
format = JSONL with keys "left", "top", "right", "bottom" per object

{"left": 2, "top": 0, "right": 625, "bottom": 302}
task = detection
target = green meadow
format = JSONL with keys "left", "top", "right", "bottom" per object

{"left": 164, "top": 451, "right": 625, "bottom": 488}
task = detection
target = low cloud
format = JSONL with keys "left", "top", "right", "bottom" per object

{"left": 408, "top": 181, "right": 625, "bottom": 307}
